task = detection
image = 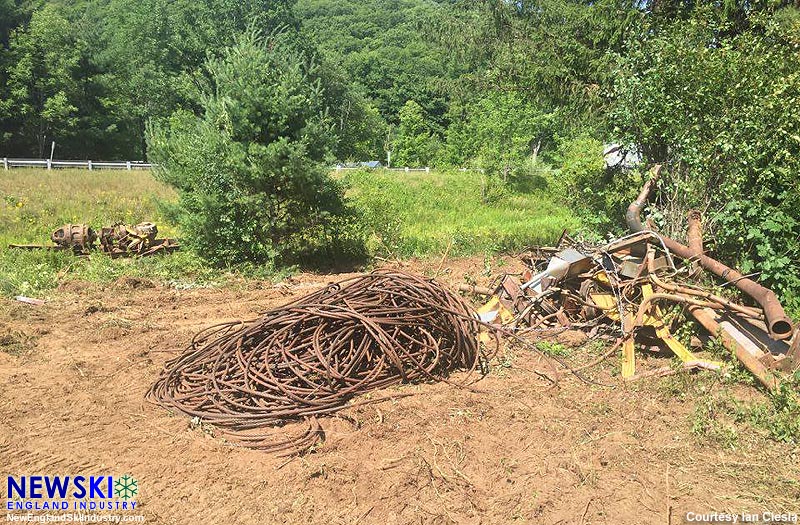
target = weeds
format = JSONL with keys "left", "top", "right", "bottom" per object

{"left": 691, "top": 395, "right": 741, "bottom": 449}
{"left": 535, "top": 340, "right": 570, "bottom": 357}
{"left": 344, "top": 169, "right": 578, "bottom": 258}
{"left": 0, "top": 326, "right": 37, "bottom": 356}
{"left": 691, "top": 370, "right": 800, "bottom": 448}
{"left": 748, "top": 371, "right": 800, "bottom": 443}
{"left": 492, "top": 345, "right": 517, "bottom": 377}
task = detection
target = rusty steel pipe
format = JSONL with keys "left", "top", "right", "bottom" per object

{"left": 687, "top": 210, "right": 703, "bottom": 258}
{"left": 458, "top": 283, "right": 493, "bottom": 296}
{"left": 626, "top": 165, "right": 662, "bottom": 232}
{"left": 686, "top": 209, "right": 704, "bottom": 276}
{"left": 627, "top": 169, "right": 795, "bottom": 341}
{"left": 634, "top": 292, "right": 719, "bottom": 327}
{"left": 646, "top": 252, "right": 764, "bottom": 320}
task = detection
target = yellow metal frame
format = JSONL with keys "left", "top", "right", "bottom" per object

{"left": 590, "top": 283, "right": 722, "bottom": 378}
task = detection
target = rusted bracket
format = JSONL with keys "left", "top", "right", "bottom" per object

{"left": 690, "top": 307, "right": 781, "bottom": 391}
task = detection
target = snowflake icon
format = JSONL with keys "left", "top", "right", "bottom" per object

{"left": 114, "top": 474, "right": 138, "bottom": 500}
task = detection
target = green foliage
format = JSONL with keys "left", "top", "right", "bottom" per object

{"left": 147, "top": 30, "right": 365, "bottom": 268}
{"left": 0, "top": 0, "right": 383, "bottom": 161}
{"left": 535, "top": 340, "right": 569, "bottom": 357}
{"left": 296, "top": 0, "right": 456, "bottom": 127}
{"left": 691, "top": 395, "right": 741, "bottom": 449}
{"left": 88, "top": 0, "right": 299, "bottom": 159}
{"left": 392, "top": 100, "right": 438, "bottom": 167}
{"left": 327, "top": 81, "right": 385, "bottom": 161}
{"left": 344, "top": 168, "right": 578, "bottom": 257}
{"left": 556, "top": 137, "right": 605, "bottom": 194}
{"left": 748, "top": 372, "right": 800, "bottom": 443}
{"left": 0, "top": 0, "right": 24, "bottom": 47}
{"left": 614, "top": 4, "right": 800, "bottom": 312}
{"left": 443, "top": 92, "right": 552, "bottom": 187}
{"left": 350, "top": 190, "right": 406, "bottom": 259}
{"left": 0, "top": 248, "right": 223, "bottom": 298}
{"left": 443, "top": 0, "right": 640, "bottom": 128}
{"left": 552, "top": 135, "right": 633, "bottom": 231}
{"left": 0, "top": 5, "right": 83, "bottom": 156}
{"left": 692, "top": 371, "right": 800, "bottom": 446}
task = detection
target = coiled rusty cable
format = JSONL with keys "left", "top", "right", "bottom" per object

{"left": 147, "top": 269, "right": 493, "bottom": 455}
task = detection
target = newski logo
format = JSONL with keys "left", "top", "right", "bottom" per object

{"left": 8, "top": 476, "right": 113, "bottom": 499}
{"left": 6, "top": 475, "right": 138, "bottom": 511}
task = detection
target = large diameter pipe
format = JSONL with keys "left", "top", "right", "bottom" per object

{"left": 627, "top": 169, "right": 795, "bottom": 341}
{"left": 626, "top": 165, "right": 662, "bottom": 231}
{"left": 687, "top": 210, "right": 703, "bottom": 258}
{"left": 681, "top": 243, "right": 793, "bottom": 339}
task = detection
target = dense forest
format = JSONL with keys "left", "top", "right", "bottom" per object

{"left": 1, "top": 0, "right": 800, "bottom": 307}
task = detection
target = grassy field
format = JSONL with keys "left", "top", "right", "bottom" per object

{"left": 0, "top": 168, "right": 176, "bottom": 242}
{"left": 0, "top": 168, "right": 578, "bottom": 298}
{"left": 344, "top": 169, "right": 578, "bottom": 257}
{"left": 0, "top": 169, "right": 221, "bottom": 297}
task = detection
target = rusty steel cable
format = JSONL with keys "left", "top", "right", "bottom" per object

{"left": 147, "top": 270, "right": 493, "bottom": 454}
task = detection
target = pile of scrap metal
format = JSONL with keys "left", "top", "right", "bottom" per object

{"left": 462, "top": 166, "right": 800, "bottom": 390}
{"left": 9, "top": 222, "right": 179, "bottom": 257}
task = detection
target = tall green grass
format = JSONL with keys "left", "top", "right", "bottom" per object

{"left": 344, "top": 169, "right": 578, "bottom": 257}
{"left": 0, "top": 167, "right": 579, "bottom": 298}
{"left": 0, "top": 168, "right": 177, "bottom": 243}
{"left": 0, "top": 169, "right": 221, "bottom": 297}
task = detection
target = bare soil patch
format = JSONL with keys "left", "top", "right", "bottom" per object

{"left": 1, "top": 256, "right": 797, "bottom": 524}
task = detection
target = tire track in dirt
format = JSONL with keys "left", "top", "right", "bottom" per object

{"left": 0, "top": 438, "right": 108, "bottom": 475}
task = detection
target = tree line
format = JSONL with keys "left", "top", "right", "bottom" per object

{"left": 2, "top": 0, "right": 799, "bottom": 308}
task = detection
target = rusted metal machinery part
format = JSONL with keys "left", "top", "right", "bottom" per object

{"left": 627, "top": 168, "right": 794, "bottom": 341}
{"left": 458, "top": 283, "right": 494, "bottom": 296}
{"left": 51, "top": 223, "right": 97, "bottom": 253}
{"left": 645, "top": 253, "right": 764, "bottom": 320}
{"left": 99, "top": 222, "right": 178, "bottom": 256}
{"left": 139, "top": 238, "right": 180, "bottom": 256}
{"left": 147, "top": 270, "right": 495, "bottom": 455}
{"left": 625, "top": 164, "right": 663, "bottom": 232}
{"left": 689, "top": 306, "right": 781, "bottom": 391}
{"left": 7, "top": 243, "right": 59, "bottom": 250}
{"left": 9, "top": 221, "right": 179, "bottom": 257}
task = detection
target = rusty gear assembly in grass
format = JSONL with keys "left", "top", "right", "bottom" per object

{"left": 9, "top": 221, "right": 179, "bottom": 257}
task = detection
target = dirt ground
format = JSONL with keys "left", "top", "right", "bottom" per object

{"left": 1, "top": 256, "right": 798, "bottom": 524}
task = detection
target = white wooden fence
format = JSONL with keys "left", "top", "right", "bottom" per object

{"left": 2, "top": 158, "right": 153, "bottom": 170}
{"left": 334, "top": 166, "right": 481, "bottom": 173}
{"left": 334, "top": 166, "right": 432, "bottom": 173}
